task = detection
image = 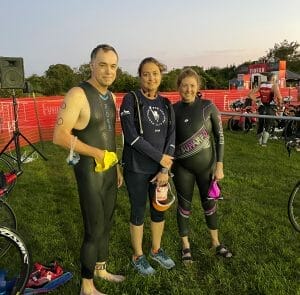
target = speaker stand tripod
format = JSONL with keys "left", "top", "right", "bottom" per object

{"left": 0, "top": 91, "right": 47, "bottom": 174}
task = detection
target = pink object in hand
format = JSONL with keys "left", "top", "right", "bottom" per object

{"left": 208, "top": 180, "right": 221, "bottom": 200}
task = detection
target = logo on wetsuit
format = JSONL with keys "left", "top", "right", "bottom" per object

{"left": 175, "top": 126, "right": 210, "bottom": 159}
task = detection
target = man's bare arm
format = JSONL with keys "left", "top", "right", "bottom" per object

{"left": 53, "top": 87, "right": 105, "bottom": 162}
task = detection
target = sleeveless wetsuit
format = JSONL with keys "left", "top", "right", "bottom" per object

{"left": 73, "top": 81, "right": 117, "bottom": 279}
{"left": 172, "top": 97, "right": 224, "bottom": 236}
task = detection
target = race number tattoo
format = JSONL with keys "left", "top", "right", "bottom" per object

{"left": 57, "top": 117, "right": 64, "bottom": 125}
{"left": 60, "top": 102, "right": 66, "bottom": 109}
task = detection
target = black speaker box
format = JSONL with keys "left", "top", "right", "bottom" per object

{"left": 0, "top": 57, "right": 25, "bottom": 89}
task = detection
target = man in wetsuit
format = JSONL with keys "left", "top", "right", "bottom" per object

{"left": 249, "top": 73, "right": 282, "bottom": 147}
{"left": 172, "top": 68, "right": 232, "bottom": 263}
{"left": 53, "top": 44, "right": 124, "bottom": 295}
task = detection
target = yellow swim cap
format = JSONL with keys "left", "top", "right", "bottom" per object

{"left": 95, "top": 150, "right": 118, "bottom": 172}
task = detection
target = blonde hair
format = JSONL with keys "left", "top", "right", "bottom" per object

{"left": 177, "top": 68, "right": 201, "bottom": 88}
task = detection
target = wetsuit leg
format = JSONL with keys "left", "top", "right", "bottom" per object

{"left": 195, "top": 171, "right": 218, "bottom": 230}
{"left": 173, "top": 162, "right": 195, "bottom": 237}
{"left": 74, "top": 162, "right": 117, "bottom": 279}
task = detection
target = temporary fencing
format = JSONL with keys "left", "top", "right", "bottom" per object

{"left": 0, "top": 88, "right": 298, "bottom": 151}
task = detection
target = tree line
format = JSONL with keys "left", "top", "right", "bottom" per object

{"left": 1, "top": 40, "right": 299, "bottom": 98}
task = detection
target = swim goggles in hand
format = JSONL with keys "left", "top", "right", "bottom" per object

{"left": 207, "top": 180, "right": 223, "bottom": 200}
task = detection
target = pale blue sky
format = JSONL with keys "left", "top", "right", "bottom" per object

{"left": 1, "top": 0, "right": 299, "bottom": 77}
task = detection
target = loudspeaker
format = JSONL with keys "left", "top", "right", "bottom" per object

{"left": 0, "top": 57, "right": 25, "bottom": 89}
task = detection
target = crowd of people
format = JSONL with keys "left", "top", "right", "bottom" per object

{"left": 53, "top": 43, "right": 298, "bottom": 295}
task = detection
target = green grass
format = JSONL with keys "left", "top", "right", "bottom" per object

{"left": 3, "top": 131, "right": 300, "bottom": 295}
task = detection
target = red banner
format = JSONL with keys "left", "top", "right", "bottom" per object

{"left": 0, "top": 88, "right": 298, "bottom": 151}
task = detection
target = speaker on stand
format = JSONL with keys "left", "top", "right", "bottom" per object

{"left": 0, "top": 57, "right": 47, "bottom": 174}
{"left": 0, "top": 57, "right": 25, "bottom": 89}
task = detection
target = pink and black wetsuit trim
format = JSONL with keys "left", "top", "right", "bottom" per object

{"left": 172, "top": 97, "right": 224, "bottom": 235}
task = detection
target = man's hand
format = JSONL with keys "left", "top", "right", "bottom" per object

{"left": 160, "top": 154, "right": 174, "bottom": 169}
{"left": 117, "top": 165, "right": 123, "bottom": 188}
{"left": 94, "top": 149, "right": 106, "bottom": 167}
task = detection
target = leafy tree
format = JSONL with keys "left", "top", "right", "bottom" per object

{"left": 26, "top": 74, "right": 46, "bottom": 95}
{"left": 0, "top": 88, "right": 23, "bottom": 98}
{"left": 265, "top": 40, "right": 300, "bottom": 62}
{"left": 74, "top": 63, "right": 91, "bottom": 84}
{"left": 44, "top": 64, "right": 76, "bottom": 95}
{"left": 160, "top": 68, "right": 181, "bottom": 91}
{"left": 110, "top": 68, "right": 139, "bottom": 93}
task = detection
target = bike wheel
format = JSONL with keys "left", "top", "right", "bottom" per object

{"left": 0, "top": 199, "right": 17, "bottom": 257}
{"left": 244, "top": 118, "right": 252, "bottom": 133}
{"left": 0, "top": 226, "right": 31, "bottom": 295}
{"left": 284, "top": 120, "right": 297, "bottom": 142}
{"left": 288, "top": 181, "right": 300, "bottom": 232}
{"left": 228, "top": 117, "right": 237, "bottom": 132}
{"left": 0, "top": 156, "right": 17, "bottom": 199}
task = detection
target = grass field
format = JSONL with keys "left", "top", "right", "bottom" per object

{"left": 3, "top": 130, "right": 300, "bottom": 295}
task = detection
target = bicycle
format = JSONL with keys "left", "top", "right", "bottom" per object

{"left": 286, "top": 138, "right": 300, "bottom": 232}
{"left": 0, "top": 226, "right": 31, "bottom": 295}
{"left": 0, "top": 199, "right": 17, "bottom": 257}
{"left": 227, "top": 98, "right": 256, "bottom": 133}
{"left": 0, "top": 157, "right": 18, "bottom": 200}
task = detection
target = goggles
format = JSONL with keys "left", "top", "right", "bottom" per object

{"left": 207, "top": 180, "right": 222, "bottom": 200}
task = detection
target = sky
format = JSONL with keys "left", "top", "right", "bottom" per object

{"left": 1, "top": 0, "right": 300, "bottom": 77}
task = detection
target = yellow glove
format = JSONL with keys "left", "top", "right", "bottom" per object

{"left": 95, "top": 150, "right": 118, "bottom": 173}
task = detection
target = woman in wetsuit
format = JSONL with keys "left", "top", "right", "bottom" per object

{"left": 172, "top": 68, "right": 232, "bottom": 262}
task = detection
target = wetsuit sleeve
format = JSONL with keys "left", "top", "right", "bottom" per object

{"left": 120, "top": 94, "right": 163, "bottom": 163}
{"left": 163, "top": 103, "right": 175, "bottom": 156}
{"left": 210, "top": 103, "right": 224, "bottom": 162}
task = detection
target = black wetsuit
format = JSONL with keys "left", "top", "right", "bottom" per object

{"left": 120, "top": 90, "right": 175, "bottom": 225}
{"left": 172, "top": 97, "right": 224, "bottom": 236}
{"left": 73, "top": 82, "right": 117, "bottom": 279}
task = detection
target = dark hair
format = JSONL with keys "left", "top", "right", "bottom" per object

{"left": 90, "top": 44, "right": 118, "bottom": 61}
{"left": 138, "top": 57, "right": 167, "bottom": 77}
{"left": 176, "top": 68, "right": 201, "bottom": 88}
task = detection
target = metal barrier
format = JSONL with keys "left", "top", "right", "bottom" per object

{"left": 220, "top": 112, "right": 300, "bottom": 121}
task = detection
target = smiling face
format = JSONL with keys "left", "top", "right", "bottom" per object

{"left": 90, "top": 49, "right": 118, "bottom": 90}
{"left": 178, "top": 76, "right": 199, "bottom": 103}
{"left": 139, "top": 62, "right": 162, "bottom": 95}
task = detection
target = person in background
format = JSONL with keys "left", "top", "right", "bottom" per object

{"left": 53, "top": 44, "right": 124, "bottom": 295}
{"left": 249, "top": 73, "right": 283, "bottom": 147}
{"left": 120, "top": 57, "right": 176, "bottom": 275}
{"left": 172, "top": 68, "right": 232, "bottom": 264}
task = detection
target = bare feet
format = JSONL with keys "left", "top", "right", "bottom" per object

{"left": 80, "top": 289, "right": 106, "bottom": 295}
{"left": 94, "top": 262, "right": 125, "bottom": 283}
{"left": 94, "top": 268, "right": 125, "bottom": 283}
{"left": 80, "top": 278, "right": 106, "bottom": 295}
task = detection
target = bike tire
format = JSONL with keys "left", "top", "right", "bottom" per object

{"left": 0, "top": 226, "right": 31, "bottom": 295}
{"left": 288, "top": 181, "right": 300, "bottom": 232}
{"left": 0, "top": 199, "right": 17, "bottom": 257}
{"left": 0, "top": 156, "right": 17, "bottom": 199}
{"left": 227, "top": 117, "right": 237, "bottom": 132}
{"left": 284, "top": 120, "right": 297, "bottom": 142}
